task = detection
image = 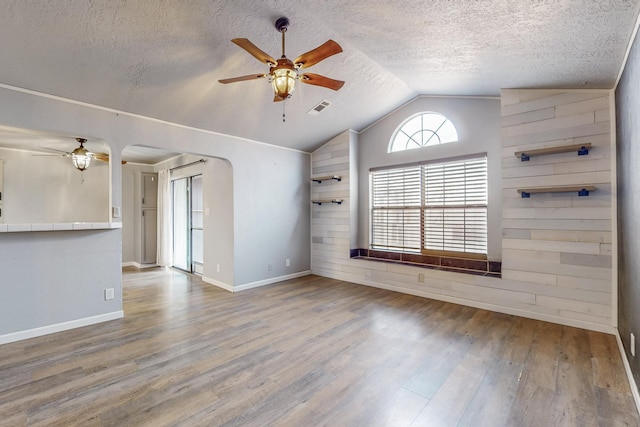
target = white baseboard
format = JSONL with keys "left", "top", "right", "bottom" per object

{"left": 234, "top": 270, "right": 312, "bottom": 292}
{"left": 122, "top": 261, "right": 157, "bottom": 269}
{"left": 616, "top": 331, "right": 640, "bottom": 416}
{"left": 203, "top": 270, "right": 312, "bottom": 293}
{"left": 313, "top": 269, "right": 617, "bottom": 335}
{"left": 202, "top": 276, "right": 234, "bottom": 292}
{"left": 0, "top": 311, "right": 124, "bottom": 345}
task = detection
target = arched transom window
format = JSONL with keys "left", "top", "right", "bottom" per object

{"left": 389, "top": 112, "right": 459, "bottom": 153}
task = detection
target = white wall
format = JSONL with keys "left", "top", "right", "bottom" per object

{"left": 0, "top": 147, "right": 109, "bottom": 223}
{"left": 0, "top": 229, "right": 122, "bottom": 339}
{"left": 0, "top": 83, "right": 310, "bottom": 341}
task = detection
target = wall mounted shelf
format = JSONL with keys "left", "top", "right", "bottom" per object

{"left": 515, "top": 143, "right": 592, "bottom": 161}
{"left": 517, "top": 185, "right": 596, "bottom": 198}
{"left": 312, "top": 199, "right": 343, "bottom": 205}
{"left": 311, "top": 175, "right": 341, "bottom": 183}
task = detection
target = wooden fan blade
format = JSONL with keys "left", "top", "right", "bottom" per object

{"left": 40, "top": 146, "right": 71, "bottom": 156}
{"left": 92, "top": 152, "right": 127, "bottom": 164}
{"left": 300, "top": 73, "right": 345, "bottom": 91}
{"left": 231, "top": 38, "right": 277, "bottom": 65}
{"left": 294, "top": 40, "right": 343, "bottom": 69}
{"left": 92, "top": 152, "right": 110, "bottom": 162}
{"left": 218, "top": 74, "right": 267, "bottom": 84}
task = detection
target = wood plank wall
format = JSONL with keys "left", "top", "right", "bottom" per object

{"left": 311, "top": 90, "right": 614, "bottom": 333}
{"left": 311, "top": 132, "right": 353, "bottom": 275}
{"left": 501, "top": 89, "right": 613, "bottom": 328}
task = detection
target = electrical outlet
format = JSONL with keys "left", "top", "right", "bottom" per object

{"left": 104, "top": 288, "right": 115, "bottom": 301}
{"left": 216, "top": 264, "right": 221, "bottom": 273}
{"left": 286, "top": 259, "right": 290, "bottom": 267}
{"left": 112, "top": 206, "right": 121, "bottom": 218}
{"left": 418, "top": 273, "right": 425, "bottom": 283}
{"left": 268, "top": 263, "right": 273, "bottom": 271}
{"left": 632, "top": 333, "right": 636, "bottom": 357}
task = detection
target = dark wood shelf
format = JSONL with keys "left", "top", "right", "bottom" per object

{"left": 517, "top": 185, "right": 596, "bottom": 198}
{"left": 515, "top": 143, "right": 592, "bottom": 161}
{"left": 311, "top": 175, "right": 341, "bottom": 183}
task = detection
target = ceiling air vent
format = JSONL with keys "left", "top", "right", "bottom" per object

{"left": 308, "top": 100, "right": 332, "bottom": 116}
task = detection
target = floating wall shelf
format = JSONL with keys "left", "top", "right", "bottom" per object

{"left": 311, "top": 175, "right": 341, "bottom": 183}
{"left": 312, "top": 199, "right": 343, "bottom": 205}
{"left": 517, "top": 185, "right": 596, "bottom": 198}
{"left": 515, "top": 143, "right": 592, "bottom": 161}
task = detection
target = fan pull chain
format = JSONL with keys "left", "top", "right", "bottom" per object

{"left": 282, "top": 101, "right": 286, "bottom": 122}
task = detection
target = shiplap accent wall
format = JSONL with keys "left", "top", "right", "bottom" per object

{"left": 311, "top": 90, "right": 614, "bottom": 333}
{"left": 311, "top": 131, "right": 354, "bottom": 274}
{"left": 501, "top": 89, "right": 613, "bottom": 328}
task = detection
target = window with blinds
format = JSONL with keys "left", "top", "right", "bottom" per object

{"left": 371, "top": 155, "right": 488, "bottom": 257}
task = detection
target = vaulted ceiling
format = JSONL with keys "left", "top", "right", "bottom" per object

{"left": 0, "top": 0, "right": 638, "bottom": 155}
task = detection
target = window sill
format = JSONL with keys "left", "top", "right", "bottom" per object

{"left": 350, "top": 248, "right": 501, "bottom": 278}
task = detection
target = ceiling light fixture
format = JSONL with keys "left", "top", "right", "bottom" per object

{"left": 218, "top": 17, "right": 344, "bottom": 107}
{"left": 71, "top": 138, "right": 92, "bottom": 171}
{"left": 271, "top": 17, "right": 297, "bottom": 101}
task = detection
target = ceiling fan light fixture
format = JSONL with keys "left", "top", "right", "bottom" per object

{"left": 272, "top": 67, "right": 297, "bottom": 100}
{"left": 71, "top": 138, "right": 92, "bottom": 171}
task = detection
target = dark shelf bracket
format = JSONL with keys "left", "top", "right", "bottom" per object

{"left": 520, "top": 191, "right": 531, "bottom": 198}
{"left": 578, "top": 188, "right": 590, "bottom": 196}
{"left": 577, "top": 146, "right": 589, "bottom": 156}
{"left": 520, "top": 153, "right": 530, "bottom": 162}
{"left": 311, "top": 175, "right": 342, "bottom": 183}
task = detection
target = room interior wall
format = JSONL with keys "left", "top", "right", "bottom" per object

{"left": 356, "top": 96, "right": 503, "bottom": 261}
{"left": 0, "top": 229, "right": 122, "bottom": 339}
{"left": 500, "top": 88, "right": 613, "bottom": 327}
{"left": 121, "top": 162, "right": 154, "bottom": 264}
{"left": 616, "top": 24, "right": 640, "bottom": 387}
{"left": 153, "top": 153, "right": 235, "bottom": 287}
{"left": 312, "top": 93, "right": 615, "bottom": 333}
{"left": 0, "top": 146, "right": 109, "bottom": 223}
{"left": 0, "top": 83, "right": 310, "bottom": 342}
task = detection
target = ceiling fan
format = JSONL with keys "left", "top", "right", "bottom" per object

{"left": 40, "top": 137, "right": 125, "bottom": 171}
{"left": 218, "top": 17, "right": 345, "bottom": 103}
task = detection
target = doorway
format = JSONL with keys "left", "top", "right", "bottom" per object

{"left": 172, "top": 174, "right": 203, "bottom": 275}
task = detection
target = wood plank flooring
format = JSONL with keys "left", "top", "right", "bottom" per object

{"left": 0, "top": 267, "right": 638, "bottom": 426}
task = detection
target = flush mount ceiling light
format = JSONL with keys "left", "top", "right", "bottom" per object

{"left": 218, "top": 17, "right": 345, "bottom": 103}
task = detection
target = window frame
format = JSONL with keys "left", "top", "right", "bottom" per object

{"left": 370, "top": 154, "right": 488, "bottom": 260}
{"left": 388, "top": 111, "right": 459, "bottom": 153}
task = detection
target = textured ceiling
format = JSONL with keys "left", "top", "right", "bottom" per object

{"left": 0, "top": 0, "right": 638, "bottom": 154}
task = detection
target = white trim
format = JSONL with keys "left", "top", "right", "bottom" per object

{"left": 203, "top": 272, "right": 315, "bottom": 293}
{"left": 122, "top": 262, "right": 158, "bottom": 269}
{"left": 616, "top": 330, "right": 640, "bottom": 416}
{"left": 615, "top": 7, "right": 640, "bottom": 90}
{"left": 0, "top": 311, "right": 124, "bottom": 345}
{"left": 315, "top": 269, "right": 617, "bottom": 335}
{"left": 610, "top": 91, "right": 619, "bottom": 328}
{"left": 219, "top": 270, "right": 313, "bottom": 293}
{"left": 0, "top": 82, "right": 309, "bottom": 155}
{"left": 202, "top": 276, "right": 234, "bottom": 292}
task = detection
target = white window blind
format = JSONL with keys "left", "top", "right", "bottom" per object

{"left": 371, "top": 155, "right": 488, "bottom": 256}
{"left": 371, "top": 166, "right": 422, "bottom": 251}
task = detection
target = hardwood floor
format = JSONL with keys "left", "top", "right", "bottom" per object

{"left": 1, "top": 267, "right": 638, "bottom": 426}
